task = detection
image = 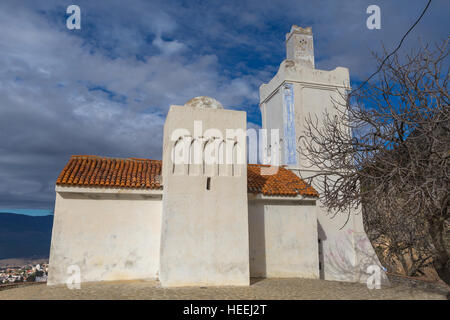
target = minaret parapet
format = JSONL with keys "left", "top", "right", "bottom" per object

{"left": 285, "top": 25, "right": 315, "bottom": 69}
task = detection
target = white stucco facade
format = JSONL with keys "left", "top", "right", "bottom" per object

{"left": 159, "top": 104, "right": 250, "bottom": 287}
{"left": 248, "top": 197, "right": 319, "bottom": 279}
{"left": 48, "top": 187, "right": 162, "bottom": 285}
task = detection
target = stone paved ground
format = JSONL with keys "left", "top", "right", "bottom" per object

{"left": 0, "top": 277, "right": 448, "bottom": 300}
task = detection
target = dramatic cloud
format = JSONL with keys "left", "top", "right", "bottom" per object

{"left": 0, "top": 0, "right": 448, "bottom": 209}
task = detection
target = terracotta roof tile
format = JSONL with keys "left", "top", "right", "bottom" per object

{"left": 247, "top": 164, "right": 319, "bottom": 197}
{"left": 56, "top": 155, "right": 318, "bottom": 197}
{"left": 56, "top": 156, "right": 162, "bottom": 190}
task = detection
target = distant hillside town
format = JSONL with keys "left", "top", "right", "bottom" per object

{"left": 0, "top": 263, "right": 48, "bottom": 284}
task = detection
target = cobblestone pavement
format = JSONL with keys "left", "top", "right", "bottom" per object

{"left": 0, "top": 278, "right": 447, "bottom": 300}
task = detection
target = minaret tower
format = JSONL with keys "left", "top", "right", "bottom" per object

{"left": 260, "top": 25, "right": 350, "bottom": 167}
{"left": 259, "top": 26, "right": 388, "bottom": 284}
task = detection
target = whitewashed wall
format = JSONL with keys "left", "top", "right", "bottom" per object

{"left": 159, "top": 105, "right": 250, "bottom": 287}
{"left": 262, "top": 88, "right": 285, "bottom": 164}
{"left": 48, "top": 190, "right": 162, "bottom": 285}
{"left": 248, "top": 199, "right": 319, "bottom": 279}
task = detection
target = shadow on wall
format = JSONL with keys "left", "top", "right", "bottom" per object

{"left": 353, "top": 231, "right": 390, "bottom": 285}
{"left": 318, "top": 219, "right": 389, "bottom": 285}
{"left": 58, "top": 192, "right": 161, "bottom": 201}
{"left": 317, "top": 221, "right": 326, "bottom": 280}
{"left": 249, "top": 208, "right": 266, "bottom": 278}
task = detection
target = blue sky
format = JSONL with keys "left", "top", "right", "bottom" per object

{"left": 0, "top": 0, "right": 448, "bottom": 214}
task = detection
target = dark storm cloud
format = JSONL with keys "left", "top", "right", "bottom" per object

{"left": 0, "top": 0, "right": 448, "bottom": 209}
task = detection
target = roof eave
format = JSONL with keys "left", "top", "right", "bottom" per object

{"left": 55, "top": 185, "right": 317, "bottom": 201}
{"left": 247, "top": 193, "right": 318, "bottom": 202}
{"left": 55, "top": 185, "right": 163, "bottom": 196}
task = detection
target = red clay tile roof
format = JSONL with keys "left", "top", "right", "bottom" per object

{"left": 56, "top": 156, "right": 162, "bottom": 189}
{"left": 56, "top": 155, "right": 318, "bottom": 197}
{"left": 247, "top": 164, "right": 318, "bottom": 197}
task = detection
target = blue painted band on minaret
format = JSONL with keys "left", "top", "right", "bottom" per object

{"left": 283, "top": 83, "right": 296, "bottom": 165}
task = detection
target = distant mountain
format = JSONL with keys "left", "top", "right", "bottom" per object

{"left": 0, "top": 212, "right": 53, "bottom": 260}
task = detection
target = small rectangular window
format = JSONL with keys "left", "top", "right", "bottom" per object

{"left": 206, "top": 177, "right": 211, "bottom": 190}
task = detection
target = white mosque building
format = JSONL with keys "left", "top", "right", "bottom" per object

{"left": 48, "top": 26, "right": 386, "bottom": 287}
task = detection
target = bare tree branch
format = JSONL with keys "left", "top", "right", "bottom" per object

{"left": 298, "top": 39, "right": 450, "bottom": 283}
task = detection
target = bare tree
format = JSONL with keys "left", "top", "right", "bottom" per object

{"left": 298, "top": 39, "right": 449, "bottom": 284}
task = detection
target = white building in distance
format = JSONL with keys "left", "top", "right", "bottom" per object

{"left": 48, "top": 26, "right": 387, "bottom": 287}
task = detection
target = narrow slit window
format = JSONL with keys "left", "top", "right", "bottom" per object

{"left": 206, "top": 177, "right": 211, "bottom": 190}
